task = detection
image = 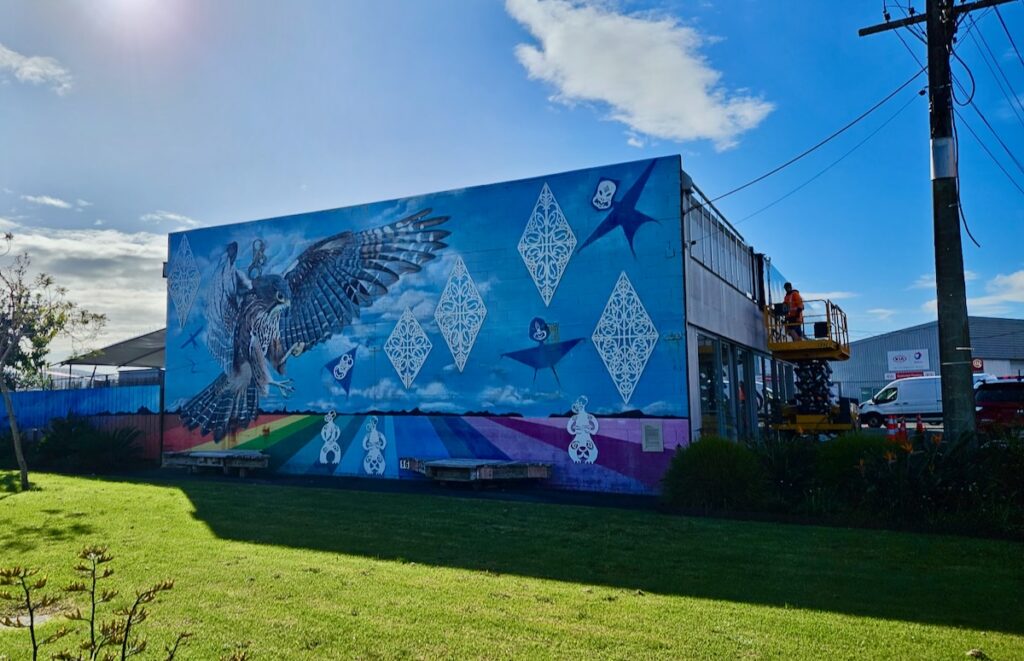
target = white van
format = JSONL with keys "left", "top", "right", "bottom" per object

{"left": 859, "top": 374, "right": 996, "bottom": 428}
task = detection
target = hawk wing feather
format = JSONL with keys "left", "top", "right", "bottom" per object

{"left": 279, "top": 209, "right": 450, "bottom": 351}
{"left": 204, "top": 242, "right": 243, "bottom": 373}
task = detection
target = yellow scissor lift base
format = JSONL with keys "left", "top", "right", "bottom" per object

{"left": 774, "top": 413, "right": 858, "bottom": 433}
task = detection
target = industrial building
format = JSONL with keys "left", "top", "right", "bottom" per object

{"left": 831, "top": 316, "right": 1024, "bottom": 402}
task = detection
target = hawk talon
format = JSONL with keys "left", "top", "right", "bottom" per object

{"left": 289, "top": 341, "right": 306, "bottom": 357}
{"left": 270, "top": 379, "right": 295, "bottom": 397}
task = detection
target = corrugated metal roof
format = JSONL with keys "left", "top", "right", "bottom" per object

{"left": 969, "top": 317, "right": 1024, "bottom": 357}
{"left": 833, "top": 316, "right": 1024, "bottom": 394}
{"left": 846, "top": 317, "right": 1024, "bottom": 358}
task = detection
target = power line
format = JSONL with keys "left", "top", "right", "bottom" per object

{"left": 736, "top": 90, "right": 924, "bottom": 224}
{"left": 993, "top": 6, "right": 1024, "bottom": 73}
{"left": 957, "top": 6, "right": 993, "bottom": 39}
{"left": 963, "top": 92, "right": 1024, "bottom": 176}
{"left": 702, "top": 66, "right": 927, "bottom": 205}
{"left": 954, "top": 106, "right": 1024, "bottom": 194}
{"left": 684, "top": 88, "right": 923, "bottom": 246}
{"left": 951, "top": 117, "right": 983, "bottom": 247}
{"left": 942, "top": 38, "right": 1024, "bottom": 194}
{"left": 950, "top": 44, "right": 978, "bottom": 105}
{"left": 891, "top": 25, "right": 986, "bottom": 242}
{"left": 965, "top": 13, "right": 1024, "bottom": 126}
{"left": 893, "top": 23, "right": 927, "bottom": 66}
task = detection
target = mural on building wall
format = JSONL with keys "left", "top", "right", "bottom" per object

{"left": 164, "top": 156, "right": 689, "bottom": 493}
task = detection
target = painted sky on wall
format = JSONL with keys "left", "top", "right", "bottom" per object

{"left": 1, "top": 0, "right": 1022, "bottom": 360}
{"left": 164, "top": 157, "right": 687, "bottom": 421}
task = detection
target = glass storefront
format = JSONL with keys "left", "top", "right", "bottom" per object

{"left": 697, "top": 334, "right": 719, "bottom": 437}
{"left": 696, "top": 331, "right": 765, "bottom": 441}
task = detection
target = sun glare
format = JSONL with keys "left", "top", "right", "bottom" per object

{"left": 87, "top": 0, "right": 183, "bottom": 43}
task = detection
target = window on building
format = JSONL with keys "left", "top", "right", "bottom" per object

{"left": 697, "top": 333, "right": 718, "bottom": 436}
{"left": 719, "top": 340, "right": 737, "bottom": 439}
{"left": 684, "top": 193, "right": 755, "bottom": 300}
{"left": 736, "top": 347, "right": 754, "bottom": 441}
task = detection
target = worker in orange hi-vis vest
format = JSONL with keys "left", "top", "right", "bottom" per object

{"left": 783, "top": 282, "right": 804, "bottom": 341}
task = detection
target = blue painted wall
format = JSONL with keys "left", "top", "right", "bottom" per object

{"left": 163, "top": 157, "right": 689, "bottom": 491}
{"left": 166, "top": 156, "right": 686, "bottom": 421}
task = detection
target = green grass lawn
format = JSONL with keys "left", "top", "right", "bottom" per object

{"left": 1, "top": 472, "right": 1022, "bottom": 660}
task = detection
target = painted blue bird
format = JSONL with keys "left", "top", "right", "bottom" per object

{"left": 579, "top": 160, "right": 659, "bottom": 256}
{"left": 180, "top": 210, "right": 450, "bottom": 440}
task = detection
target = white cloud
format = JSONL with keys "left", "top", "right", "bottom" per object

{"left": 305, "top": 399, "right": 336, "bottom": 412}
{"left": 76, "top": 199, "right": 92, "bottom": 207}
{"left": 140, "top": 210, "right": 201, "bottom": 230}
{"left": 21, "top": 194, "right": 72, "bottom": 209}
{"left": 867, "top": 308, "right": 896, "bottom": 321}
{"left": 0, "top": 42, "right": 73, "bottom": 95}
{"left": 415, "top": 381, "right": 450, "bottom": 399}
{"left": 506, "top": 0, "right": 773, "bottom": 150}
{"left": 379, "top": 288, "right": 435, "bottom": 322}
{"left": 349, "top": 378, "right": 409, "bottom": 402}
{"left": 1, "top": 217, "right": 167, "bottom": 360}
{"left": 920, "top": 269, "right": 1024, "bottom": 316}
{"left": 968, "top": 270, "right": 1024, "bottom": 312}
{"left": 93, "top": 219, "right": 105, "bottom": 226}
{"left": 480, "top": 384, "right": 536, "bottom": 408}
{"left": 803, "top": 291, "right": 858, "bottom": 301}
{"left": 637, "top": 400, "right": 677, "bottom": 415}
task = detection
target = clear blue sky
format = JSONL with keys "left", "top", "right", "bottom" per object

{"left": 1, "top": 0, "right": 1022, "bottom": 359}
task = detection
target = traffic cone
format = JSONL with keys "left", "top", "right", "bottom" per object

{"left": 915, "top": 415, "right": 925, "bottom": 435}
{"left": 886, "top": 415, "right": 897, "bottom": 438}
{"left": 899, "top": 417, "right": 908, "bottom": 440}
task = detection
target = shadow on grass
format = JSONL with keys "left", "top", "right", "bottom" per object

{"left": 1, "top": 521, "right": 96, "bottom": 554}
{"left": 0, "top": 473, "right": 17, "bottom": 490}
{"left": 0, "top": 472, "right": 26, "bottom": 502}
{"left": 150, "top": 476, "right": 1024, "bottom": 635}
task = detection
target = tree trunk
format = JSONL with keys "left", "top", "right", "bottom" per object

{"left": 0, "top": 380, "right": 29, "bottom": 490}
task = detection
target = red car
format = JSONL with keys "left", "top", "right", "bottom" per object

{"left": 975, "top": 380, "right": 1024, "bottom": 434}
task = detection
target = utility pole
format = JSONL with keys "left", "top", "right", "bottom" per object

{"left": 859, "top": 0, "right": 1012, "bottom": 441}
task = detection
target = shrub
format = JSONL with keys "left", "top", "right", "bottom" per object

{"left": 34, "top": 416, "right": 142, "bottom": 474}
{"left": 816, "top": 432, "right": 889, "bottom": 508}
{"left": 860, "top": 431, "right": 1024, "bottom": 537}
{"left": 662, "top": 436, "right": 764, "bottom": 511}
{"left": 749, "top": 434, "right": 819, "bottom": 509}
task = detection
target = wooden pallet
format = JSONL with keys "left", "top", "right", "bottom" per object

{"left": 162, "top": 450, "right": 268, "bottom": 477}
{"left": 399, "top": 457, "right": 552, "bottom": 483}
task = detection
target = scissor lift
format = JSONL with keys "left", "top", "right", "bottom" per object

{"left": 764, "top": 299, "right": 857, "bottom": 434}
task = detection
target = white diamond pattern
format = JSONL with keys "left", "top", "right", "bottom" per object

{"left": 168, "top": 234, "right": 201, "bottom": 329}
{"left": 385, "top": 308, "right": 432, "bottom": 389}
{"left": 518, "top": 183, "right": 576, "bottom": 306}
{"left": 434, "top": 256, "right": 487, "bottom": 372}
{"left": 591, "top": 272, "right": 659, "bottom": 404}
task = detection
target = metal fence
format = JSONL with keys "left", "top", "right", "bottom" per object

{"left": 0, "top": 385, "right": 162, "bottom": 459}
